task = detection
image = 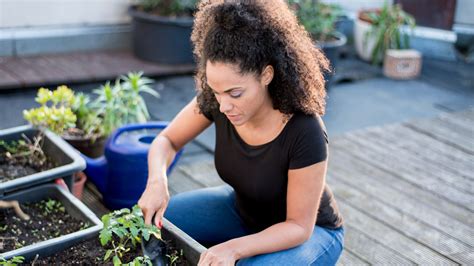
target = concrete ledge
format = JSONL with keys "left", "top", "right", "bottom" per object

{"left": 0, "top": 24, "right": 132, "bottom": 57}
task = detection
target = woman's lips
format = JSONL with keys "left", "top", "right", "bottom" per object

{"left": 226, "top": 114, "right": 241, "bottom": 121}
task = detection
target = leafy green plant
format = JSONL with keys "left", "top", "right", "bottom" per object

{"left": 99, "top": 205, "right": 159, "bottom": 265}
{"left": 92, "top": 72, "right": 159, "bottom": 136}
{"left": 289, "top": 0, "right": 344, "bottom": 42}
{"left": 0, "top": 256, "right": 24, "bottom": 266}
{"left": 137, "top": 0, "right": 197, "bottom": 17}
{"left": 362, "top": 2, "right": 416, "bottom": 64}
{"left": 23, "top": 86, "right": 77, "bottom": 135}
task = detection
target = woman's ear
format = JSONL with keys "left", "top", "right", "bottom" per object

{"left": 261, "top": 65, "right": 274, "bottom": 86}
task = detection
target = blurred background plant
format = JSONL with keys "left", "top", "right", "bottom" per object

{"left": 136, "top": 0, "right": 197, "bottom": 17}
{"left": 91, "top": 72, "right": 159, "bottom": 136}
{"left": 289, "top": 0, "right": 344, "bottom": 43}
{"left": 23, "top": 86, "right": 77, "bottom": 136}
{"left": 23, "top": 72, "right": 159, "bottom": 140}
{"left": 362, "top": 2, "right": 416, "bottom": 64}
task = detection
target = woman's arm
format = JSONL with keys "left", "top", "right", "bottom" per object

{"left": 198, "top": 159, "right": 328, "bottom": 264}
{"left": 139, "top": 96, "right": 212, "bottom": 226}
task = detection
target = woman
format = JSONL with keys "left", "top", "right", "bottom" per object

{"left": 138, "top": 0, "right": 344, "bottom": 265}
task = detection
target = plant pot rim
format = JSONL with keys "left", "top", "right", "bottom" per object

{"left": 316, "top": 31, "right": 347, "bottom": 49}
{"left": 128, "top": 5, "right": 193, "bottom": 27}
{"left": 357, "top": 8, "right": 381, "bottom": 24}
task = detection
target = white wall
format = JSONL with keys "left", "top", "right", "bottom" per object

{"left": 0, "top": 0, "right": 135, "bottom": 28}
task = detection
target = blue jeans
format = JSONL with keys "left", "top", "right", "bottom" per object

{"left": 164, "top": 185, "right": 344, "bottom": 265}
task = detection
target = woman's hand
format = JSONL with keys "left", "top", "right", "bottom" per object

{"left": 138, "top": 178, "right": 169, "bottom": 228}
{"left": 198, "top": 242, "right": 239, "bottom": 266}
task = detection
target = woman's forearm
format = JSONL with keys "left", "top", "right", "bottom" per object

{"left": 147, "top": 134, "right": 178, "bottom": 184}
{"left": 228, "top": 221, "right": 311, "bottom": 260}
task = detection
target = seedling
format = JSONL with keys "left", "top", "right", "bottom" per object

{"left": 0, "top": 256, "right": 24, "bottom": 266}
{"left": 99, "top": 205, "right": 160, "bottom": 265}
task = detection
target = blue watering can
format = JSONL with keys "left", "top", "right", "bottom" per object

{"left": 82, "top": 122, "right": 183, "bottom": 210}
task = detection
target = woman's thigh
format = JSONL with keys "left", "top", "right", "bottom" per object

{"left": 237, "top": 226, "right": 344, "bottom": 266}
{"left": 164, "top": 185, "right": 250, "bottom": 246}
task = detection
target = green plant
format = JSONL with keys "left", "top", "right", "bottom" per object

{"left": 0, "top": 133, "right": 50, "bottom": 170}
{"left": 137, "top": 0, "right": 196, "bottom": 16}
{"left": 0, "top": 256, "right": 24, "bottom": 266}
{"left": 289, "top": 0, "right": 344, "bottom": 42}
{"left": 363, "top": 2, "right": 416, "bottom": 64}
{"left": 92, "top": 72, "right": 159, "bottom": 136}
{"left": 23, "top": 86, "right": 77, "bottom": 135}
{"left": 99, "top": 205, "right": 159, "bottom": 265}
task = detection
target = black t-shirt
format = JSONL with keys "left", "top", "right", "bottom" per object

{"left": 203, "top": 109, "right": 344, "bottom": 232}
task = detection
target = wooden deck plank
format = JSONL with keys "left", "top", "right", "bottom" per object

{"left": 438, "top": 109, "right": 474, "bottom": 132}
{"left": 328, "top": 145, "right": 474, "bottom": 228}
{"left": 328, "top": 170, "right": 473, "bottom": 264}
{"left": 342, "top": 225, "right": 414, "bottom": 265}
{"left": 367, "top": 124, "right": 473, "bottom": 182}
{"left": 333, "top": 136, "right": 474, "bottom": 212}
{"left": 1, "top": 57, "right": 45, "bottom": 85}
{"left": 177, "top": 159, "right": 225, "bottom": 188}
{"left": 168, "top": 168, "right": 206, "bottom": 196}
{"left": 352, "top": 128, "right": 473, "bottom": 193}
{"left": 329, "top": 147, "right": 474, "bottom": 228}
{"left": 337, "top": 201, "right": 457, "bottom": 265}
{"left": 336, "top": 250, "right": 370, "bottom": 266}
{"left": 404, "top": 122, "right": 474, "bottom": 155}
{"left": 0, "top": 66, "right": 22, "bottom": 88}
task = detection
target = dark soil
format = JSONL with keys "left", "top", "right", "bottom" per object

{"left": 0, "top": 149, "right": 56, "bottom": 183}
{"left": 0, "top": 198, "right": 89, "bottom": 253}
{"left": 35, "top": 237, "right": 190, "bottom": 265}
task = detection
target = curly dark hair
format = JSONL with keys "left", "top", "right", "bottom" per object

{"left": 192, "top": 0, "right": 330, "bottom": 116}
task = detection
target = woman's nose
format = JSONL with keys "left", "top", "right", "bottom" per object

{"left": 219, "top": 99, "right": 233, "bottom": 113}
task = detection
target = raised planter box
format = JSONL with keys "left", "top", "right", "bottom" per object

{"left": 162, "top": 218, "right": 206, "bottom": 264}
{"left": 0, "top": 184, "right": 102, "bottom": 261}
{"left": 0, "top": 125, "right": 86, "bottom": 197}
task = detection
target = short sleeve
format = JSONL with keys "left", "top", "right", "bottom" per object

{"left": 288, "top": 116, "right": 328, "bottom": 169}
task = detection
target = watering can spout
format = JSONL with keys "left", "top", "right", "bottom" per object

{"left": 81, "top": 154, "right": 108, "bottom": 194}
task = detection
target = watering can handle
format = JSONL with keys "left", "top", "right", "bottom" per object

{"left": 109, "top": 121, "right": 170, "bottom": 144}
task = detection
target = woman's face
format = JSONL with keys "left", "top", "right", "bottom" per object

{"left": 206, "top": 60, "right": 273, "bottom": 127}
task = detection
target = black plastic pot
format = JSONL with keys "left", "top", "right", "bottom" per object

{"left": 317, "top": 31, "right": 348, "bottom": 89}
{"left": 129, "top": 6, "right": 194, "bottom": 64}
{"left": 0, "top": 184, "right": 102, "bottom": 261}
{"left": 0, "top": 126, "right": 86, "bottom": 196}
{"left": 63, "top": 135, "right": 107, "bottom": 159}
{"left": 161, "top": 218, "right": 206, "bottom": 264}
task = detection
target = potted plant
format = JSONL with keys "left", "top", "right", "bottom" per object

{"left": 0, "top": 183, "right": 102, "bottom": 262}
{"left": 129, "top": 0, "right": 197, "bottom": 64}
{"left": 354, "top": 2, "right": 415, "bottom": 64}
{"left": 23, "top": 72, "right": 159, "bottom": 159}
{"left": 0, "top": 125, "right": 85, "bottom": 196}
{"left": 30, "top": 205, "right": 205, "bottom": 265}
{"left": 289, "top": 0, "right": 347, "bottom": 88}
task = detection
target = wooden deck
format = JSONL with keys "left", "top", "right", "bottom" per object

{"left": 0, "top": 51, "right": 195, "bottom": 90}
{"left": 166, "top": 108, "right": 474, "bottom": 265}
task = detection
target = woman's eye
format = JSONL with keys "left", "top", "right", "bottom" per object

{"left": 230, "top": 91, "right": 242, "bottom": 98}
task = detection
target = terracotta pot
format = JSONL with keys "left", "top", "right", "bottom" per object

{"left": 73, "top": 171, "right": 87, "bottom": 200}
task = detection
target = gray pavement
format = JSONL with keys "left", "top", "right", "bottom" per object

{"left": 1, "top": 57, "right": 473, "bottom": 165}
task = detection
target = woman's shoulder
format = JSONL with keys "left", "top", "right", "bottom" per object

{"left": 289, "top": 112, "right": 328, "bottom": 143}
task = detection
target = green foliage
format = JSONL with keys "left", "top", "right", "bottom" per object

{"left": 0, "top": 256, "right": 24, "bottom": 266}
{"left": 92, "top": 72, "right": 159, "bottom": 136}
{"left": 23, "top": 72, "right": 157, "bottom": 140}
{"left": 23, "top": 86, "right": 77, "bottom": 135}
{"left": 42, "top": 199, "right": 65, "bottom": 215}
{"left": 138, "top": 0, "right": 196, "bottom": 16}
{"left": 363, "top": 2, "right": 416, "bottom": 64}
{"left": 289, "top": 0, "right": 344, "bottom": 42}
{"left": 0, "top": 133, "right": 49, "bottom": 169}
{"left": 99, "top": 205, "right": 160, "bottom": 265}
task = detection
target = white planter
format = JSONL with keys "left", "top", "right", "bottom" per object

{"left": 354, "top": 18, "right": 377, "bottom": 62}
